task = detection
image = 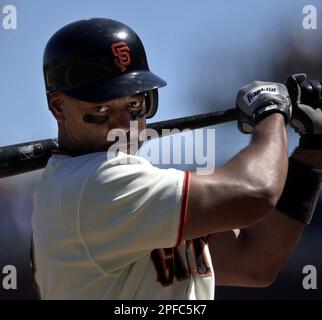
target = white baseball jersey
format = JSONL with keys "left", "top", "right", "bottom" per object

{"left": 32, "top": 150, "right": 215, "bottom": 299}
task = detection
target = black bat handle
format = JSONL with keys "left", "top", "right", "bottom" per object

{"left": 0, "top": 139, "right": 58, "bottom": 178}
{"left": 0, "top": 108, "right": 238, "bottom": 178}
{"left": 147, "top": 108, "right": 237, "bottom": 135}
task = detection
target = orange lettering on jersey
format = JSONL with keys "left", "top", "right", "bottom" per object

{"left": 111, "top": 41, "right": 131, "bottom": 72}
{"left": 186, "top": 238, "right": 212, "bottom": 277}
{"left": 151, "top": 237, "right": 212, "bottom": 287}
{"left": 151, "top": 248, "right": 190, "bottom": 287}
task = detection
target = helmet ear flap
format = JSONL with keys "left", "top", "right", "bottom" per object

{"left": 145, "top": 89, "right": 159, "bottom": 119}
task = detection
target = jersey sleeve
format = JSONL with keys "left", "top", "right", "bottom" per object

{"left": 77, "top": 155, "right": 190, "bottom": 273}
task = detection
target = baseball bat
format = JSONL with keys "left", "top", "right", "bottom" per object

{"left": 0, "top": 108, "right": 237, "bottom": 178}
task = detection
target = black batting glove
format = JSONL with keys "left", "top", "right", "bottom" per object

{"left": 236, "top": 81, "right": 292, "bottom": 134}
{"left": 286, "top": 74, "right": 322, "bottom": 149}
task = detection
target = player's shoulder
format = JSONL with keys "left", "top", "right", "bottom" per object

{"left": 82, "top": 152, "right": 186, "bottom": 211}
{"left": 90, "top": 151, "right": 184, "bottom": 187}
{"left": 92, "top": 151, "right": 159, "bottom": 182}
{"left": 49, "top": 150, "right": 183, "bottom": 187}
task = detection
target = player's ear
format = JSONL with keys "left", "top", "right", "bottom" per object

{"left": 48, "top": 92, "right": 65, "bottom": 121}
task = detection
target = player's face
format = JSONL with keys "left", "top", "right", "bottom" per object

{"left": 50, "top": 93, "right": 147, "bottom": 154}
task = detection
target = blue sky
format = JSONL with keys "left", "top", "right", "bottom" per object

{"left": 0, "top": 0, "right": 321, "bottom": 161}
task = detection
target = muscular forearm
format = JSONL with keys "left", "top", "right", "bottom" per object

{"left": 210, "top": 211, "right": 305, "bottom": 288}
{"left": 239, "top": 147, "right": 322, "bottom": 280}
{"left": 211, "top": 149, "right": 322, "bottom": 287}
{"left": 222, "top": 113, "right": 288, "bottom": 212}
{"left": 230, "top": 113, "right": 288, "bottom": 199}
{"left": 185, "top": 114, "right": 289, "bottom": 239}
{"left": 238, "top": 211, "right": 305, "bottom": 286}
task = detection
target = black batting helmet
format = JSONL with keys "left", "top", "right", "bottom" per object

{"left": 43, "top": 18, "right": 166, "bottom": 118}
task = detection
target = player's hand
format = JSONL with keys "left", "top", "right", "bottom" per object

{"left": 236, "top": 81, "right": 292, "bottom": 134}
{"left": 286, "top": 74, "right": 322, "bottom": 149}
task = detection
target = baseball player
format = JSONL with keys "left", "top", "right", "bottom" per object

{"left": 31, "top": 18, "right": 322, "bottom": 299}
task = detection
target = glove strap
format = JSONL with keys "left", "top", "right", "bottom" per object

{"left": 252, "top": 103, "right": 290, "bottom": 127}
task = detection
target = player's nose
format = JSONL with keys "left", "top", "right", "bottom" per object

{"left": 108, "top": 105, "right": 134, "bottom": 131}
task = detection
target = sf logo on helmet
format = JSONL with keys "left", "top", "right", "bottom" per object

{"left": 111, "top": 41, "right": 131, "bottom": 72}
